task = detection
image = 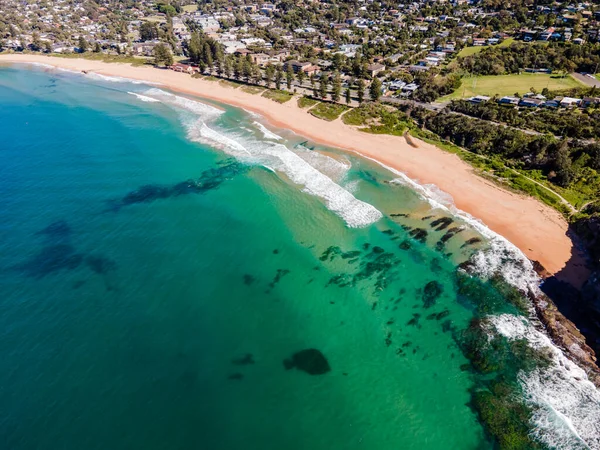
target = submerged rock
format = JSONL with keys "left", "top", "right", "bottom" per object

{"left": 423, "top": 281, "right": 443, "bottom": 308}
{"left": 283, "top": 349, "right": 331, "bottom": 375}
{"left": 231, "top": 354, "right": 255, "bottom": 366}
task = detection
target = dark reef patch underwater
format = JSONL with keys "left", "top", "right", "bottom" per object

{"left": 0, "top": 64, "right": 599, "bottom": 450}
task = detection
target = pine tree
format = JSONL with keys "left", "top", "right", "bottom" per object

{"left": 153, "top": 43, "right": 173, "bottom": 67}
{"left": 265, "top": 64, "right": 275, "bottom": 88}
{"left": 356, "top": 79, "right": 365, "bottom": 104}
{"left": 275, "top": 67, "right": 283, "bottom": 90}
{"left": 370, "top": 78, "right": 382, "bottom": 101}
{"left": 296, "top": 69, "right": 305, "bottom": 85}
{"left": 319, "top": 74, "right": 328, "bottom": 99}
{"left": 345, "top": 88, "right": 351, "bottom": 105}
{"left": 286, "top": 64, "right": 294, "bottom": 89}
{"left": 331, "top": 71, "right": 341, "bottom": 102}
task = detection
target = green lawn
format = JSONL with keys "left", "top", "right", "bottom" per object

{"left": 240, "top": 85, "right": 264, "bottom": 95}
{"left": 261, "top": 89, "right": 293, "bottom": 103}
{"left": 440, "top": 73, "right": 583, "bottom": 101}
{"left": 297, "top": 96, "right": 319, "bottom": 108}
{"left": 457, "top": 38, "right": 515, "bottom": 58}
{"left": 181, "top": 4, "right": 198, "bottom": 12}
{"left": 309, "top": 102, "right": 349, "bottom": 121}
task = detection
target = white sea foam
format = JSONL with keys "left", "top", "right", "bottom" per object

{"left": 127, "top": 92, "right": 160, "bottom": 103}
{"left": 28, "top": 62, "right": 56, "bottom": 70}
{"left": 253, "top": 121, "right": 283, "bottom": 141}
{"left": 489, "top": 314, "right": 600, "bottom": 450}
{"left": 86, "top": 72, "right": 160, "bottom": 85}
{"left": 361, "top": 153, "right": 600, "bottom": 448}
{"left": 294, "top": 147, "right": 351, "bottom": 183}
{"left": 181, "top": 117, "right": 381, "bottom": 227}
{"left": 143, "top": 88, "right": 224, "bottom": 118}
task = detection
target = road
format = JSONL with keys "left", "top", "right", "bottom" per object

{"left": 571, "top": 72, "right": 600, "bottom": 88}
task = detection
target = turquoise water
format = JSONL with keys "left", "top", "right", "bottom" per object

{"left": 1, "top": 65, "right": 598, "bottom": 450}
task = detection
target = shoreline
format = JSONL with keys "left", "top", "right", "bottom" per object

{"left": 0, "top": 54, "right": 588, "bottom": 285}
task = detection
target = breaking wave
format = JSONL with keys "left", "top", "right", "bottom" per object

{"left": 363, "top": 154, "right": 600, "bottom": 449}
{"left": 490, "top": 314, "right": 600, "bottom": 449}
{"left": 139, "top": 89, "right": 381, "bottom": 228}
{"left": 128, "top": 92, "right": 160, "bottom": 103}
{"left": 86, "top": 72, "right": 160, "bottom": 85}
{"left": 253, "top": 121, "right": 283, "bottom": 141}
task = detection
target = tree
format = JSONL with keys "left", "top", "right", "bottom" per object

{"left": 224, "top": 56, "right": 233, "bottom": 78}
{"left": 370, "top": 78, "right": 382, "bottom": 101}
{"left": 265, "top": 64, "right": 275, "bottom": 88}
{"left": 140, "top": 22, "right": 159, "bottom": 41}
{"left": 275, "top": 67, "right": 283, "bottom": 90}
{"left": 286, "top": 64, "right": 294, "bottom": 89}
{"left": 153, "top": 43, "right": 173, "bottom": 67}
{"left": 234, "top": 57, "right": 243, "bottom": 80}
{"left": 331, "top": 71, "right": 341, "bottom": 102}
{"left": 93, "top": 41, "right": 102, "bottom": 53}
{"left": 78, "top": 36, "right": 88, "bottom": 53}
{"left": 319, "top": 74, "right": 328, "bottom": 99}
{"left": 296, "top": 69, "right": 305, "bottom": 85}
{"left": 356, "top": 79, "right": 365, "bottom": 104}
{"left": 345, "top": 88, "right": 351, "bottom": 105}
{"left": 31, "top": 32, "right": 42, "bottom": 51}
{"left": 552, "top": 140, "right": 575, "bottom": 187}
{"left": 44, "top": 41, "right": 52, "bottom": 53}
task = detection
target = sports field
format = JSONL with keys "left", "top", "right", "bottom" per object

{"left": 456, "top": 38, "right": 515, "bottom": 57}
{"left": 440, "top": 73, "right": 583, "bottom": 101}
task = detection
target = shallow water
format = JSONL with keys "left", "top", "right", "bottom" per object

{"left": 1, "top": 65, "right": 598, "bottom": 450}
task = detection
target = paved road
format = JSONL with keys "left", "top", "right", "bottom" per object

{"left": 572, "top": 72, "right": 600, "bottom": 88}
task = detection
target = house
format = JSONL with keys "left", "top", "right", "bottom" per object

{"left": 582, "top": 97, "right": 600, "bottom": 107}
{"left": 367, "top": 63, "right": 386, "bottom": 77}
{"left": 498, "top": 96, "right": 520, "bottom": 106}
{"left": 469, "top": 95, "right": 491, "bottom": 104}
{"left": 170, "top": 63, "right": 195, "bottom": 74}
{"left": 250, "top": 53, "right": 270, "bottom": 66}
{"left": 284, "top": 60, "right": 312, "bottom": 73}
{"left": 519, "top": 97, "right": 545, "bottom": 107}
{"left": 388, "top": 80, "right": 407, "bottom": 91}
{"left": 560, "top": 97, "right": 581, "bottom": 107}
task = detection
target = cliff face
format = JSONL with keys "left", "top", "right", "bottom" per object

{"left": 528, "top": 288, "right": 600, "bottom": 388}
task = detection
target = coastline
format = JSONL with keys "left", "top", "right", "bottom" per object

{"left": 0, "top": 54, "right": 586, "bottom": 284}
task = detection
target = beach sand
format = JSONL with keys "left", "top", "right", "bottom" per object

{"left": 0, "top": 54, "right": 586, "bottom": 284}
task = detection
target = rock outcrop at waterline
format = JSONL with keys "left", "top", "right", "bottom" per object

{"left": 527, "top": 288, "right": 600, "bottom": 387}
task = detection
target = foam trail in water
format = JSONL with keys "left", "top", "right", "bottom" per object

{"left": 182, "top": 119, "right": 380, "bottom": 227}
{"left": 128, "top": 92, "right": 160, "bottom": 103}
{"left": 253, "top": 121, "right": 283, "bottom": 141}
{"left": 143, "top": 88, "right": 223, "bottom": 118}
{"left": 86, "top": 72, "right": 160, "bottom": 85}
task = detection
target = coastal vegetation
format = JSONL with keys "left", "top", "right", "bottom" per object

{"left": 448, "top": 98, "right": 600, "bottom": 140}
{"left": 297, "top": 96, "right": 319, "bottom": 109}
{"left": 308, "top": 102, "right": 349, "bottom": 121}
{"left": 343, "top": 102, "right": 410, "bottom": 135}
{"left": 261, "top": 89, "right": 292, "bottom": 103}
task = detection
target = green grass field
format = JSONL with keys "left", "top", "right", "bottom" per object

{"left": 261, "top": 89, "right": 293, "bottom": 103}
{"left": 309, "top": 102, "right": 349, "bottom": 121}
{"left": 457, "top": 38, "right": 515, "bottom": 58}
{"left": 440, "top": 73, "right": 583, "bottom": 101}
{"left": 181, "top": 4, "right": 198, "bottom": 12}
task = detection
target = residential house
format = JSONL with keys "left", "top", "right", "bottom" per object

{"left": 498, "top": 96, "right": 520, "bottom": 106}
{"left": 367, "top": 63, "right": 386, "bottom": 77}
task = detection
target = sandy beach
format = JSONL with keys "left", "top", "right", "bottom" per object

{"left": 0, "top": 54, "right": 585, "bottom": 283}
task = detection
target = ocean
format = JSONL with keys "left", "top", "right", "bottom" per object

{"left": 0, "top": 64, "right": 599, "bottom": 450}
